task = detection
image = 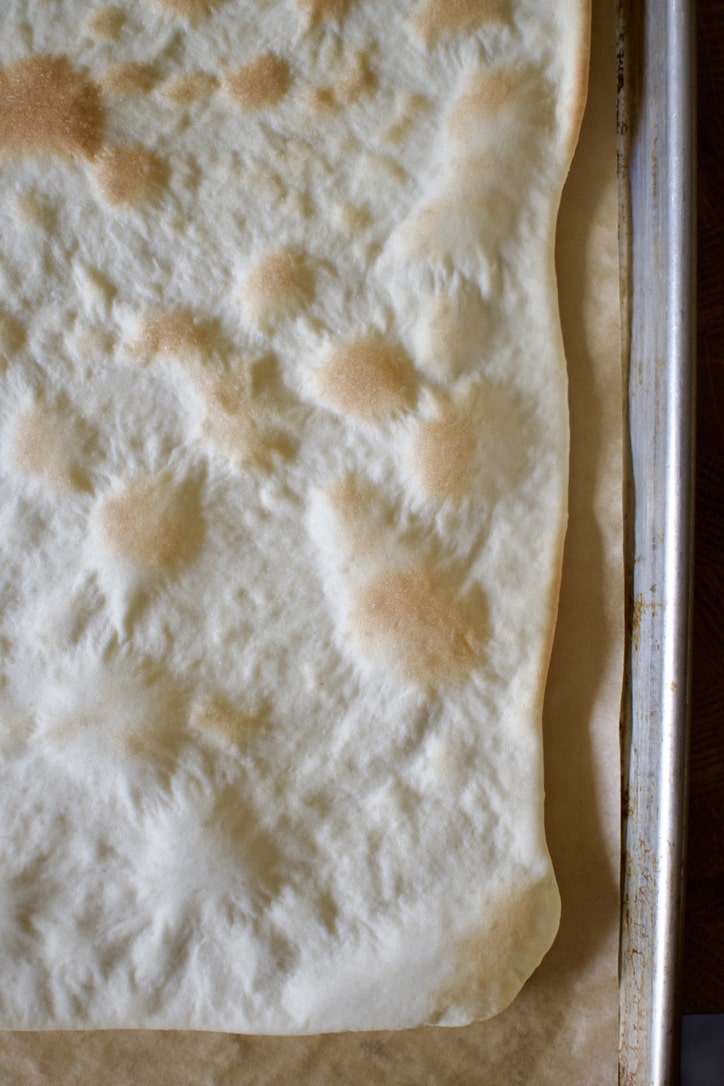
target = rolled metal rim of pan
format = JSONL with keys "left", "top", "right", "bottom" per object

{"left": 618, "top": 0, "right": 696, "bottom": 1084}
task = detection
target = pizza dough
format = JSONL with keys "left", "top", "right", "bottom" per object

{"left": 0, "top": 0, "right": 589, "bottom": 1033}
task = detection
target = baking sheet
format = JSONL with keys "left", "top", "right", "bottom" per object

{"left": 0, "top": 0, "right": 623, "bottom": 1080}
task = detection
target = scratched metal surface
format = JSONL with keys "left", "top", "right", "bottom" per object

{"left": 618, "top": 1, "right": 696, "bottom": 1084}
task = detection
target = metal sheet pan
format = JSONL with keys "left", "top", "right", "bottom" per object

{"left": 618, "top": 1, "right": 696, "bottom": 1083}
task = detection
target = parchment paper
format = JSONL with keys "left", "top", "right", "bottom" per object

{"left": 0, "top": 0, "right": 622, "bottom": 1081}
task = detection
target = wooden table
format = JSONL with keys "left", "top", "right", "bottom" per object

{"left": 681, "top": 0, "right": 724, "bottom": 1015}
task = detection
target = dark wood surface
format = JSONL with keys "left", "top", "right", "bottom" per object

{"left": 681, "top": 0, "right": 724, "bottom": 1015}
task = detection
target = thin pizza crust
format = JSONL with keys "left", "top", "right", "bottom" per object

{"left": 0, "top": 0, "right": 589, "bottom": 1032}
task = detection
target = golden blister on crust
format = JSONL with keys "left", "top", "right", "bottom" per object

{"left": 295, "top": 0, "right": 356, "bottom": 29}
{"left": 11, "top": 403, "right": 87, "bottom": 492}
{"left": 189, "top": 694, "right": 263, "bottom": 747}
{"left": 196, "top": 371, "right": 278, "bottom": 470}
{"left": 84, "top": 6, "right": 126, "bottom": 41}
{"left": 411, "top": 394, "right": 479, "bottom": 503}
{"left": 0, "top": 310, "right": 26, "bottom": 358}
{"left": 100, "top": 61, "right": 159, "bottom": 95}
{"left": 351, "top": 566, "right": 486, "bottom": 687}
{"left": 92, "top": 146, "right": 168, "bottom": 207}
{"left": 222, "top": 54, "right": 291, "bottom": 110}
{"left": 241, "top": 247, "right": 315, "bottom": 330}
{"left": 0, "top": 55, "right": 104, "bottom": 159}
{"left": 131, "top": 311, "right": 211, "bottom": 363}
{"left": 148, "top": 0, "right": 223, "bottom": 20}
{"left": 98, "top": 472, "right": 204, "bottom": 576}
{"left": 315, "top": 338, "right": 417, "bottom": 421}
{"left": 160, "top": 71, "right": 218, "bottom": 103}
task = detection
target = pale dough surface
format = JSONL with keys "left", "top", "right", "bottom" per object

{"left": 0, "top": 0, "right": 588, "bottom": 1033}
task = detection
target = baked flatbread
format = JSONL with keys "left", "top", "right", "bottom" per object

{"left": 0, "top": 0, "right": 589, "bottom": 1032}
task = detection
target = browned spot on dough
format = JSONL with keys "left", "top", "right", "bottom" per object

{"left": 201, "top": 371, "right": 249, "bottom": 415}
{"left": 11, "top": 405, "right": 85, "bottom": 491}
{"left": 325, "top": 476, "right": 379, "bottom": 557}
{"left": 51, "top": 665, "right": 186, "bottom": 764}
{"left": 422, "top": 145, "right": 520, "bottom": 240}
{"left": 399, "top": 186, "right": 503, "bottom": 263}
{"left": 326, "top": 475, "right": 363, "bottom": 522}
{"left": 316, "top": 339, "right": 416, "bottom": 421}
{"left": 422, "top": 295, "right": 461, "bottom": 372}
{"left": 100, "top": 61, "right": 158, "bottom": 95}
{"left": 85, "top": 6, "right": 126, "bottom": 40}
{"left": 338, "top": 49, "right": 377, "bottom": 103}
{"left": 0, "top": 311, "right": 26, "bottom": 356}
{"left": 223, "top": 54, "right": 291, "bottom": 110}
{"left": 360, "top": 151, "right": 408, "bottom": 184}
{"left": 132, "top": 311, "right": 207, "bottom": 361}
{"left": 12, "top": 409, "right": 54, "bottom": 477}
{"left": 295, "top": 0, "right": 355, "bottom": 28}
{"left": 420, "top": 381, "right": 529, "bottom": 496}
{"left": 413, "top": 0, "right": 508, "bottom": 44}
{"left": 197, "top": 372, "right": 274, "bottom": 469}
{"left": 116, "top": 683, "right": 188, "bottom": 762}
{"left": 189, "top": 695, "right": 260, "bottom": 746}
{"left": 432, "top": 878, "right": 559, "bottom": 1020}
{"left": 303, "top": 85, "right": 339, "bottom": 114}
{"left": 337, "top": 203, "right": 371, "bottom": 233}
{"left": 123, "top": 727, "right": 168, "bottom": 760}
{"left": 242, "top": 247, "right": 314, "bottom": 330}
{"left": 448, "top": 68, "right": 521, "bottom": 139}
{"left": 402, "top": 199, "right": 452, "bottom": 261}
{"left": 383, "top": 93, "right": 430, "bottom": 143}
{"left": 352, "top": 567, "right": 485, "bottom": 686}
{"left": 161, "top": 71, "right": 217, "bottom": 103}
{"left": 0, "top": 55, "right": 104, "bottom": 159}
{"left": 100, "top": 473, "right": 203, "bottom": 574}
{"left": 150, "top": 0, "right": 222, "bottom": 18}
{"left": 304, "top": 50, "right": 375, "bottom": 112}
{"left": 413, "top": 397, "right": 478, "bottom": 502}
{"left": 77, "top": 265, "right": 116, "bottom": 306}
{"left": 93, "top": 145, "right": 168, "bottom": 207}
